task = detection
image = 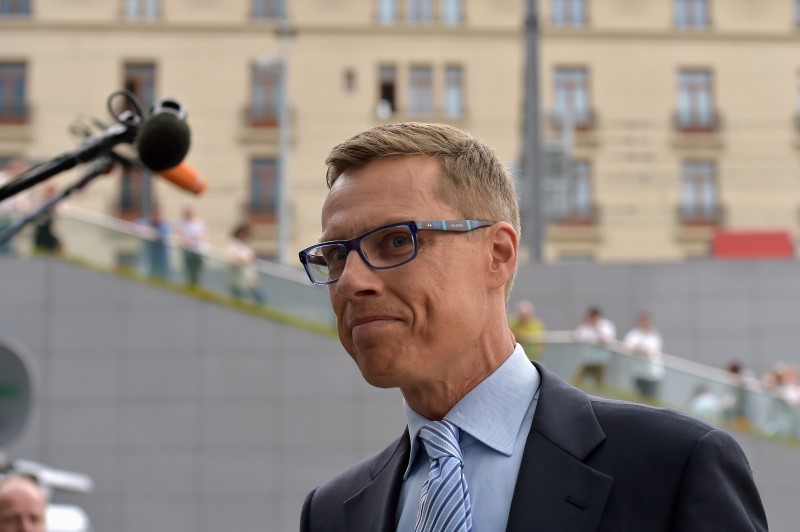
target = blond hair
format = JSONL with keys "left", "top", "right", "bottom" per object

{"left": 325, "top": 122, "right": 520, "bottom": 295}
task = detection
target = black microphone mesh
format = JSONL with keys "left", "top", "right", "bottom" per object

{"left": 136, "top": 113, "right": 191, "bottom": 172}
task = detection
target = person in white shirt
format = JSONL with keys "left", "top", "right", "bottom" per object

{"left": 623, "top": 312, "right": 664, "bottom": 399}
{"left": 572, "top": 306, "right": 616, "bottom": 388}
{"left": 226, "top": 223, "right": 264, "bottom": 304}
{"left": 177, "top": 203, "right": 207, "bottom": 287}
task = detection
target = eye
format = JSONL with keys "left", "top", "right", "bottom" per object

{"left": 388, "top": 233, "right": 411, "bottom": 248}
{"left": 322, "top": 246, "right": 346, "bottom": 264}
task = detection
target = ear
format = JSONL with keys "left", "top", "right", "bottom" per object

{"left": 485, "top": 222, "right": 518, "bottom": 292}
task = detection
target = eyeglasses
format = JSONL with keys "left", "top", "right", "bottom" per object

{"left": 298, "top": 219, "right": 495, "bottom": 285}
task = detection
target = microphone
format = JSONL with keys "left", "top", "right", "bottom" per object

{"left": 135, "top": 98, "right": 191, "bottom": 172}
{"left": 157, "top": 163, "right": 207, "bottom": 195}
{"left": 69, "top": 114, "right": 208, "bottom": 195}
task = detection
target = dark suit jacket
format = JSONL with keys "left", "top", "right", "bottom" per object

{"left": 301, "top": 363, "right": 768, "bottom": 531}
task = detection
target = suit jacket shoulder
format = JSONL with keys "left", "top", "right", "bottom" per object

{"left": 301, "top": 433, "right": 409, "bottom": 532}
{"left": 505, "top": 363, "right": 767, "bottom": 531}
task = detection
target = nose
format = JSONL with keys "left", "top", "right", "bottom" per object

{"left": 332, "top": 249, "right": 382, "bottom": 298}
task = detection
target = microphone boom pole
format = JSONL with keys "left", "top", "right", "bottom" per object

{"left": 0, "top": 122, "right": 137, "bottom": 203}
{"left": 0, "top": 155, "right": 118, "bottom": 246}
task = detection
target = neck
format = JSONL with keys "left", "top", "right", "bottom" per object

{"left": 401, "top": 328, "right": 516, "bottom": 420}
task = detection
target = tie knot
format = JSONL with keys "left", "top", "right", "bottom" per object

{"left": 418, "top": 420, "right": 463, "bottom": 462}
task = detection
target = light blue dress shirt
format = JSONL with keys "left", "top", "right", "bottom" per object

{"left": 396, "top": 344, "right": 541, "bottom": 531}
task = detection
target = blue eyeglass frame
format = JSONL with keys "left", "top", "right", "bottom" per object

{"left": 298, "top": 219, "right": 495, "bottom": 286}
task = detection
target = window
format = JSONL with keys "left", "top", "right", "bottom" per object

{"left": 551, "top": 0, "right": 586, "bottom": 27}
{"left": 441, "top": 0, "right": 462, "bottom": 25}
{"left": 123, "top": 62, "right": 156, "bottom": 113}
{"left": 117, "top": 166, "right": 153, "bottom": 220}
{"left": 571, "top": 161, "right": 593, "bottom": 221}
{"left": 0, "top": 0, "right": 30, "bottom": 15}
{"left": 118, "top": 63, "right": 156, "bottom": 218}
{"left": 377, "top": 0, "right": 397, "bottom": 24}
{"left": 677, "top": 69, "right": 715, "bottom": 131}
{"left": 444, "top": 65, "right": 464, "bottom": 118}
{"left": 252, "top": 0, "right": 285, "bottom": 19}
{"left": 555, "top": 160, "right": 594, "bottom": 224}
{"left": 343, "top": 69, "right": 357, "bottom": 93}
{"left": 377, "top": 65, "right": 397, "bottom": 117}
{"left": 796, "top": 0, "right": 800, "bottom": 28}
{"left": 408, "top": 66, "right": 434, "bottom": 116}
{"left": 0, "top": 62, "right": 27, "bottom": 124}
{"left": 407, "top": 0, "right": 433, "bottom": 24}
{"left": 248, "top": 63, "right": 281, "bottom": 127}
{"left": 796, "top": 72, "right": 800, "bottom": 126}
{"left": 249, "top": 158, "right": 278, "bottom": 222}
{"left": 554, "top": 67, "right": 592, "bottom": 129}
{"left": 674, "top": 0, "right": 709, "bottom": 29}
{"left": 124, "top": 0, "right": 160, "bottom": 21}
{"left": 681, "top": 161, "right": 718, "bottom": 224}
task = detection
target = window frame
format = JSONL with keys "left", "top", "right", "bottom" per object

{"left": 248, "top": 157, "right": 279, "bottom": 223}
{"left": 674, "top": 0, "right": 710, "bottom": 30}
{"left": 0, "top": 62, "right": 27, "bottom": 125}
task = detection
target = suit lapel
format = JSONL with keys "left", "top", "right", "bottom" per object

{"left": 507, "top": 363, "right": 614, "bottom": 532}
{"left": 343, "top": 430, "right": 410, "bottom": 532}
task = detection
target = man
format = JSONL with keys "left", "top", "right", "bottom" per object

{"left": 299, "top": 123, "right": 766, "bottom": 531}
{"left": 623, "top": 312, "right": 664, "bottom": 399}
{"left": 0, "top": 475, "right": 46, "bottom": 532}
{"left": 508, "top": 300, "right": 545, "bottom": 360}
{"left": 571, "top": 306, "right": 616, "bottom": 389}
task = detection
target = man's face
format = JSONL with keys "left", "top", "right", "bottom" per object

{"left": 0, "top": 481, "right": 46, "bottom": 532}
{"left": 321, "top": 156, "right": 491, "bottom": 390}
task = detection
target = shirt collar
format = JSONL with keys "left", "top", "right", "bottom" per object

{"left": 402, "top": 344, "right": 540, "bottom": 478}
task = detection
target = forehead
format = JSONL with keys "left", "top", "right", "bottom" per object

{"left": 321, "top": 156, "right": 457, "bottom": 239}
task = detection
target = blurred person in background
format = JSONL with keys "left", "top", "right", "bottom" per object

{"left": 722, "top": 360, "right": 752, "bottom": 429}
{"left": 763, "top": 363, "right": 800, "bottom": 439}
{"left": 137, "top": 206, "right": 171, "bottom": 281}
{"left": 623, "top": 312, "right": 664, "bottom": 400}
{"left": 688, "top": 384, "right": 723, "bottom": 423}
{"left": 226, "top": 223, "right": 264, "bottom": 304}
{"left": 508, "top": 299, "right": 545, "bottom": 360}
{"left": 177, "top": 203, "right": 206, "bottom": 287}
{"left": 0, "top": 475, "right": 46, "bottom": 532}
{"left": 571, "top": 306, "right": 616, "bottom": 388}
{"left": 0, "top": 158, "right": 30, "bottom": 256}
{"left": 32, "top": 185, "right": 62, "bottom": 254}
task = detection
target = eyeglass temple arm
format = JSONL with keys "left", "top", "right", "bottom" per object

{"left": 415, "top": 220, "right": 494, "bottom": 232}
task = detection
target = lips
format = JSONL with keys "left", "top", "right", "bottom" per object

{"left": 350, "top": 315, "right": 397, "bottom": 328}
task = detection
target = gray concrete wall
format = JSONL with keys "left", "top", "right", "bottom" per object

{"left": 0, "top": 258, "right": 405, "bottom": 531}
{"left": 0, "top": 257, "right": 798, "bottom": 530}
{"left": 513, "top": 261, "right": 800, "bottom": 377}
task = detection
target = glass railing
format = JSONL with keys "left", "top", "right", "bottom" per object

{"left": 2, "top": 206, "right": 336, "bottom": 329}
{"left": 538, "top": 333, "right": 799, "bottom": 441}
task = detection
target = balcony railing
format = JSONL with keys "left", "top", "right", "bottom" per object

{"left": 674, "top": 110, "right": 721, "bottom": 133}
{"left": 677, "top": 204, "right": 725, "bottom": 226}
{"left": 538, "top": 333, "right": 797, "bottom": 441}
{"left": 375, "top": 102, "right": 467, "bottom": 122}
{"left": 244, "top": 202, "right": 278, "bottom": 225}
{"left": 550, "top": 203, "right": 600, "bottom": 226}
{"left": 243, "top": 104, "right": 279, "bottom": 128}
{"left": 0, "top": 104, "right": 29, "bottom": 125}
{"left": 2, "top": 205, "right": 336, "bottom": 328}
{"left": 549, "top": 109, "right": 596, "bottom": 131}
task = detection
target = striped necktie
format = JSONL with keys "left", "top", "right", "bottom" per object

{"left": 414, "top": 420, "right": 473, "bottom": 532}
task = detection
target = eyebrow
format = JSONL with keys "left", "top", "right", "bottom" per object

{"left": 319, "top": 218, "right": 411, "bottom": 243}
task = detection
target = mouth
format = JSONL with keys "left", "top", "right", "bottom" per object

{"left": 350, "top": 316, "right": 399, "bottom": 334}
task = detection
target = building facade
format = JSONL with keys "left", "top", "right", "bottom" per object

{"left": 3, "top": 0, "right": 800, "bottom": 263}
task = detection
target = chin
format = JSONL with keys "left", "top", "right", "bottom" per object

{"left": 354, "top": 358, "right": 405, "bottom": 389}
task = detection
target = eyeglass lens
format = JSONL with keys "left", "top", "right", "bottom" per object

{"left": 306, "top": 224, "right": 416, "bottom": 283}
